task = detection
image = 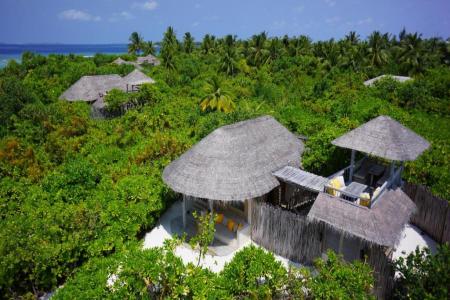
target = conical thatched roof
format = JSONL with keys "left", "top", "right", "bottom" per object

{"left": 59, "top": 75, "right": 125, "bottom": 102}
{"left": 113, "top": 57, "right": 127, "bottom": 65}
{"left": 332, "top": 116, "right": 430, "bottom": 161}
{"left": 123, "top": 69, "right": 155, "bottom": 85}
{"left": 308, "top": 188, "right": 416, "bottom": 247}
{"left": 364, "top": 75, "right": 412, "bottom": 86}
{"left": 163, "top": 116, "right": 304, "bottom": 201}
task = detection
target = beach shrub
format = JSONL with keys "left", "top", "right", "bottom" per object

{"left": 394, "top": 244, "right": 450, "bottom": 300}
{"left": 104, "top": 88, "right": 131, "bottom": 111}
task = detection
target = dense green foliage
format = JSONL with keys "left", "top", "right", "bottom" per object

{"left": 0, "top": 28, "right": 449, "bottom": 298}
{"left": 54, "top": 244, "right": 374, "bottom": 299}
{"left": 394, "top": 244, "right": 450, "bottom": 300}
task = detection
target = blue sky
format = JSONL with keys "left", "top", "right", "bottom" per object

{"left": 0, "top": 0, "right": 449, "bottom": 44}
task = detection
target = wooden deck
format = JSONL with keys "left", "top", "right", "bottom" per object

{"left": 273, "top": 166, "right": 328, "bottom": 192}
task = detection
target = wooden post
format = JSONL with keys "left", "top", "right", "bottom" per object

{"left": 349, "top": 150, "right": 356, "bottom": 183}
{"left": 247, "top": 199, "right": 252, "bottom": 225}
{"left": 338, "top": 232, "right": 344, "bottom": 254}
{"left": 389, "top": 161, "right": 395, "bottom": 183}
{"left": 182, "top": 195, "right": 186, "bottom": 229}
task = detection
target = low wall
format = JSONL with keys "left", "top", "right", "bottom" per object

{"left": 403, "top": 182, "right": 449, "bottom": 244}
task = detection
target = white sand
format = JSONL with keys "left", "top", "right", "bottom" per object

{"left": 143, "top": 201, "right": 300, "bottom": 272}
{"left": 392, "top": 223, "right": 437, "bottom": 260}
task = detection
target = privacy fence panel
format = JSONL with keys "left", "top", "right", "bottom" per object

{"left": 403, "top": 182, "right": 449, "bottom": 243}
{"left": 251, "top": 200, "right": 322, "bottom": 264}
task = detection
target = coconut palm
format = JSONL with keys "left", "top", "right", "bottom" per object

{"left": 248, "top": 32, "right": 269, "bottom": 67}
{"left": 142, "top": 41, "right": 156, "bottom": 55}
{"left": 183, "top": 32, "right": 195, "bottom": 54}
{"left": 161, "top": 27, "right": 178, "bottom": 70}
{"left": 219, "top": 35, "right": 239, "bottom": 75}
{"left": 128, "top": 32, "right": 144, "bottom": 54}
{"left": 200, "top": 76, "right": 235, "bottom": 113}
{"left": 345, "top": 31, "right": 359, "bottom": 45}
{"left": 367, "top": 31, "right": 389, "bottom": 67}
{"left": 398, "top": 32, "right": 425, "bottom": 75}
{"left": 201, "top": 34, "right": 214, "bottom": 54}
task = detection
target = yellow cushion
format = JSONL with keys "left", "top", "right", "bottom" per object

{"left": 215, "top": 213, "right": 224, "bottom": 224}
{"left": 359, "top": 192, "right": 371, "bottom": 207}
{"left": 327, "top": 177, "right": 344, "bottom": 196}
{"left": 227, "top": 219, "right": 235, "bottom": 232}
{"left": 237, "top": 223, "right": 243, "bottom": 231}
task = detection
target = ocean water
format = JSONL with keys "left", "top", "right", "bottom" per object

{"left": 0, "top": 44, "right": 129, "bottom": 68}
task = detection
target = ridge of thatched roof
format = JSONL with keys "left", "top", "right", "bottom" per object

{"left": 364, "top": 75, "right": 412, "bottom": 86}
{"left": 308, "top": 188, "right": 416, "bottom": 247}
{"left": 332, "top": 115, "right": 430, "bottom": 161}
{"left": 136, "top": 54, "right": 160, "bottom": 65}
{"left": 113, "top": 57, "right": 126, "bottom": 65}
{"left": 163, "top": 116, "right": 304, "bottom": 201}
{"left": 123, "top": 69, "right": 155, "bottom": 85}
{"left": 59, "top": 75, "right": 125, "bottom": 102}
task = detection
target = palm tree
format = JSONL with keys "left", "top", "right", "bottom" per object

{"left": 128, "top": 32, "right": 144, "bottom": 54}
{"left": 200, "top": 76, "right": 235, "bottom": 113}
{"left": 219, "top": 35, "right": 239, "bottom": 75}
{"left": 183, "top": 32, "right": 195, "bottom": 53}
{"left": 248, "top": 32, "right": 269, "bottom": 67}
{"left": 398, "top": 32, "right": 425, "bottom": 75}
{"left": 201, "top": 34, "right": 214, "bottom": 54}
{"left": 367, "top": 31, "right": 389, "bottom": 67}
{"left": 161, "top": 26, "right": 178, "bottom": 70}
{"left": 142, "top": 41, "right": 156, "bottom": 55}
{"left": 267, "top": 37, "right": 281, "bottom": 62}
{"left": 345, "top": 31, "right": 359, "bottom": 45}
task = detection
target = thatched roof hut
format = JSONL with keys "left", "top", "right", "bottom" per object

{"left": 123, "top": 69, "right": 155, "bottom": 85}
{"left": 364, "top": 75, "right": 412, "bottom": 86}
{"left": 59, "top": 75, "right": 125, "bottom": 102}
{"left": 136, "top": 54, "right": 160, "bottom": 66}
{"left": 112, "top": 57, "right": 127, "bottom": 65}
{"left": 332, "top": 115, "right": 430, "bottom": 161}
{"left": 163, "top": 116, "right": 304, "bottom": 201}
{"left": 308, "top": 188, "right": 416, "bottom": 247}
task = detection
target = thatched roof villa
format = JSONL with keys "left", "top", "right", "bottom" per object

{"left": 59, "top": 75, "right": 125, "bottom": 103}
{"left": 162, "top": 114, "right": 430, "bottom": 273}
{"left": 364, "top": 75, "right": 412, "bottom": 86}
{"left": 59, "top": 70, "right": 154, "bottom": 105}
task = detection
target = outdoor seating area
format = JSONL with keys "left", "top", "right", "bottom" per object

{"left": 324, "top": 116, "right": 430, "bottom": 208}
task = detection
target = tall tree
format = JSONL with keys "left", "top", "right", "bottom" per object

{"left": 248, "top": 32, "right": 269, "bottom": 67}
{"left": 367, "top": 31, "right": 389, "bottom": 67}
{"left": 183, "top": 32, "right": 195, "bottom": 54}
{"left": 219, "top": 35, "right": 239, "bottom": 75}
{"left": 142, "top": 41, "right": 156, "bottom": 56}
{"left": 128, "top": 32, "right": 144, "bottom": 54}
{"left": 398, "top": 32, "right": 425, "bottom": 75}
{"left": 160, "top": 26, "right": 178, "bottom": 70}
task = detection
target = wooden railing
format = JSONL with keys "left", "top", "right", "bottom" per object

{"left": 323, "top": 185, "right": 361, "bottom": 202}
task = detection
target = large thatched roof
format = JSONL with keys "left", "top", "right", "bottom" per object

{"left": 59, "top": 75, "right": 125, "bottom": 102}
{"left": 332, "top": 115, "right": 430, "bottom": 161}
{"left": 163, "top": 116, "right": 304, "bottom": 201}
{"left": 308, "top": 188, "right": 416, "bottom": 247}
{"left": 123, "top": 69, "right": 155, "bottom": 85}
{"left": 364, "top": 75, "right": 412, "bottom": 86}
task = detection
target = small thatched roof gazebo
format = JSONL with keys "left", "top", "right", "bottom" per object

{"left": 308, "top": 189, "right": 416, "bottom": 248}
{"left": 364, "top": 75, "right": 412, "bottom": 87}
{"left": 332, "top": 115, "right": 430, "bottom": 161}
{"left": 163, "top": 116, "right": 304, "bottom": 202}
{"left": 59, "top": 75, "right": 125, "bottom": 102}
{"left": 136, "top": 54, "right": 161, "bottom": 66}
{"left": 123, "top": 69, "right": 155, "bottom": 86}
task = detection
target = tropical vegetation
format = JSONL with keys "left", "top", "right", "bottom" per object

{"left": 0, "top": 27, "right": 449, "bottom": 298}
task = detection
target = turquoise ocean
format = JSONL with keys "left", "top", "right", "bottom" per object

{"left": 0, "top": 44, "right": 129, "bottom": 68}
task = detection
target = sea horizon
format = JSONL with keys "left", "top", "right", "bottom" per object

{"left": 0, "top": 43, "right": 133, "bottom": 68}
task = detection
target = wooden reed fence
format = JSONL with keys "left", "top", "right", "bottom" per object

{"left": 251, "top": 200, "right": 323, "bottom": 264}
{"left": 403, "top": 182, "right": 450, "bottom": 244}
